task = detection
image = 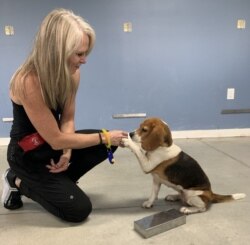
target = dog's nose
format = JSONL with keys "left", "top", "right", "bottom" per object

{"left": 129, "top": 132, "right": 135, "bottom": 138}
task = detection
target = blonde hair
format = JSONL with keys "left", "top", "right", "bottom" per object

{"left": 10, "top": 8, "right": 96, "bottom": 110}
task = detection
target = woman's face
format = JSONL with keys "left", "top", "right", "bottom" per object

{"left": 68, "top": 33, "right": 89, "bottom": 74}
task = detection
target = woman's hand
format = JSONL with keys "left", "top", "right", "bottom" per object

{"left": 46, "top": 155, "right": 70, "bottom": 173}
{"left": 108, "top": 130, "right": 128, "bottom": 147}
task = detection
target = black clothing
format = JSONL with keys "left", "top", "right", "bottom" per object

{"left": 7, "top": 101, "right": 116, "bottom": 222}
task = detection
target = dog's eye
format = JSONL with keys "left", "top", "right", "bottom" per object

{"left": 142, "top": 127, "right": 148, "bottom": 132}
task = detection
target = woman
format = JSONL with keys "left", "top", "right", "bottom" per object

{"left": 1, "top": 8, "right": 127, "bottom": 223}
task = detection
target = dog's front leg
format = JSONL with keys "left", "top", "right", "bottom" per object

{"left": 142, "top": 174, "right": 161, "bottom": 208}
{"left": 122, "top": 138, "right": 156, "bottom": 173}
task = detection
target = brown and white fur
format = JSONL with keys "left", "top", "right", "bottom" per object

{"left": 122, "top": 117, "right": 246, "bottom": 214}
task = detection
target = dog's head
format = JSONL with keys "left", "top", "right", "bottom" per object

{"left": 130, "top": 117, "right": 173, "bottom": 151}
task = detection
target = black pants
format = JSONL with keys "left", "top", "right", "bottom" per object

{"left": 7, "top": 130, "right": 117, "bottom": 223}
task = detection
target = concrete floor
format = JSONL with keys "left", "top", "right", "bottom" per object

{"left": 0, "top": 137, "right": 249, "bottom": 245}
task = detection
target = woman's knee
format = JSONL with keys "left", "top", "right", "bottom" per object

{"left": 61, "top": 195, "right": 92, "bottom": 223}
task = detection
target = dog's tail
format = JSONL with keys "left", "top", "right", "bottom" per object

{"left": 211, "top": 192, "right": 246, "bottom": 203}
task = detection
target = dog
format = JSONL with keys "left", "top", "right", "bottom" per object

{"left": 122, "top": 117, "right": 246, "bottom": 214}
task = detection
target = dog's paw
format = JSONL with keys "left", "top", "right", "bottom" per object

{"left": 165, "top": 194, "right": 180, "bottom": 202}
{"left": 142, "top": 200, "right": 154, "bottom": 208}
{"left": 180, "top": 206, "right": 206, "bottom": 214}
{"left": 121, "top": 138, "right": 132, "bottom": 148}
{"left": 180, "top": 206, "right": 191, "bottom": 214}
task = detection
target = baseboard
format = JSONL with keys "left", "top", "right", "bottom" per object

{"left": 0, "top": 138, "right": 11, "bottom": 146}
{"left": 172, "top": 128, "right": 250, "bottom": 139}
{"left": 1, "top": 128, "right": 250, "bottom": 146}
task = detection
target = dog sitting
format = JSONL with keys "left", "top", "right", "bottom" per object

{"left": 122, "top": 117, "right": 246, "bottom": 214}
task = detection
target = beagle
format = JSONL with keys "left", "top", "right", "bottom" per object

{"left": 122, "top": 117, "right": 246, "bottom": 214}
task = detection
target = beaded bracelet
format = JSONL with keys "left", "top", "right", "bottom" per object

{"left": 102, "top": 129, "right": 115, "bottom": 164}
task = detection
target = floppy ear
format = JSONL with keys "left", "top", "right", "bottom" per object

{"left": 164, "top": 126, "right": 173, "bottom": 146}
{"left": 141, "top": 125, "right": 165, "bottom": 151}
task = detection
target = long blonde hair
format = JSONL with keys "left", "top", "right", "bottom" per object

{"left": 10, "top": 8, "right": 96, "bottom": 110}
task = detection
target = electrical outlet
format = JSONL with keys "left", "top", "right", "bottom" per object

{"left": 227, "top": 88, "right": 235, "bottom": 100}
{"left": 123, "top": 22, "right": 132, "bottom": 32}
{"left": 237, "top": 19, "right": 246, "bottom": 29}
{"left": 5, "top": 25, "right": 14, "bottom": 35}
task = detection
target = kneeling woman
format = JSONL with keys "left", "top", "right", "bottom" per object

{"left": 2, "top": 8, "right": 127, "bottom": 223}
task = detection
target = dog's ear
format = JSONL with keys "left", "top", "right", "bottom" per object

{"left": 164, "top": 125, "right": 173, "bottom": 146}
{"left": 141, "top": 124, "right": 165, "bottom": 151}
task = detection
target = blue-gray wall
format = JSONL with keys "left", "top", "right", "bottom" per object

{"left": 1, "top": 0, "right": 250, "bottom": 137}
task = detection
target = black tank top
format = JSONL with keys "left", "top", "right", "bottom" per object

{"left": 10, "top": 101, "right": 61, "bottom": 140}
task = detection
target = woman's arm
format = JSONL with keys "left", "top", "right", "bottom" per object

{"left": 18, "top": 73, "right": 126, "bottom": 150}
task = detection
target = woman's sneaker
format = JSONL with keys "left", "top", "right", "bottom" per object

{"left": 1, "top": 168, "right": 23, "bottom": 210}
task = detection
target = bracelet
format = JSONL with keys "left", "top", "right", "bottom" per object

{"left": 102, "top": 129, "right": 115, "bottom": 164}
{"left": 98, "top": 132, "right": 103, "bottom": 144}
{"left": 102, "top": 129, "right": 111, "bottom": 148}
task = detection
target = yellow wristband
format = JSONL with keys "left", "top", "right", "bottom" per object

{"left": 102, "top": 129, "right": 111, "bottom": 148}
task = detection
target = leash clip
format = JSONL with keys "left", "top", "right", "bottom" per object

{"left": 107, "top": 149, "right": 115, "bottom": 164}
{"left": 102, "top": 129, "right": 115, "bottom": 164}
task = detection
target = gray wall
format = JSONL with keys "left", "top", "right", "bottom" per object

{"left": 1, "top": 0, "right": 250, "bottom": 137}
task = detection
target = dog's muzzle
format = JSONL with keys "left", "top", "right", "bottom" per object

{"left": 129, "top": 132, "right": 135, "bottom": 138}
